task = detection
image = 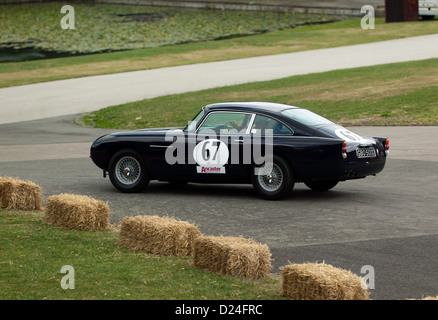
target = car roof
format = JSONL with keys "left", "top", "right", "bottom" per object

{"left": 203, "top": 102, "right": 300, "bottom": 115}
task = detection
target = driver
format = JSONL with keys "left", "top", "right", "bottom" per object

{"left": 227, "top": 120, "right": 247, "bottom": 132}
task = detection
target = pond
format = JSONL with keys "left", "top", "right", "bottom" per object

{"left": 1, "top": 3, "right": 338, "bottom": 63}
{"left": 0, "top": 47, "right": 74, "bottom": 63}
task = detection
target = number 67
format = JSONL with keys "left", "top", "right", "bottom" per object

{"left": 202, "top": 140, "right": 220, "bottom": 161}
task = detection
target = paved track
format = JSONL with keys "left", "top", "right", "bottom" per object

{"left": 1, "top": 34, "right": 438, "bottom": 125}
{"left": 0, "top": 115, "right": 437, "bottom": 300}
{"left": 1, "top": 34, "right": 438, "bottom": 300}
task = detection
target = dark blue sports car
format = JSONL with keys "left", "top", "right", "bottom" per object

{"left": 90, "top": 102, "right": 389, "bottom": 200}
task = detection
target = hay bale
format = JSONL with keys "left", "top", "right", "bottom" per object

{"left": 119, "top": 215, "right": 202, "bottom": 256}
{"left": 281, "top": 262, "right": 370, "bottom": 300}
{"left": 193, "top": 236, "right": 272, "bottom": 278}
{"left": 0, "top": 177, "right": 42, "bottom": 211}
{"left": 421, "top": 295, "right": 438, "bottom": 300}
{"left": 44, "top": 193, "right": 110, "bottom": 230}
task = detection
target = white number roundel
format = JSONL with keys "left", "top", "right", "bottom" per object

{"left": 193, "top": 139, "right": 229, "bottom": 166}
{"left": 335, "top": 129, "right": 366, "bottom": 143}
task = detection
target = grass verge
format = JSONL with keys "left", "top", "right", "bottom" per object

{"left": 0, "top": 209, "right": 283, "bottom": 300}
{"left": 1, "top": 17, "right": 437, "bottom": 88}
{"left": 88, "top": 58, "right": 438, "bottom": 129}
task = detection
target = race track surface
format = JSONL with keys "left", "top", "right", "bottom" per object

{"left": 1, "top": 115, "right": 437, "bottom": 300}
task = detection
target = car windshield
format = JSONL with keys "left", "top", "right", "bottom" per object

{"left": 281, "top": 108, "right": 333, "bottom": 126}
{"left": 183, "top": 109, "right": 204, "bottom": 132}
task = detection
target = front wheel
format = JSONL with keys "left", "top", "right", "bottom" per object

{"left": 304, "top": 180, "right": 339, "bottom": 191}
{"left": 108, "top": 149, "right": 149, "bottom": 193}
{"left": 252, "top": 155, "right": 294, "bottom": 200}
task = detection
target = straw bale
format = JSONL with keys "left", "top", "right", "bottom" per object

{"left": 281, "top": 262, "right": 370, "bottom": 300}
{"left": 119, "top": 215, "right": 202, "bottom": 256}
{"left": 0, "top": 177, "right": 42, "bottom": 211}
{"left": 193, "top": 236, "right": 272, "bottom": 278}
{"left": 44, "top": 193, "right": 110, "bottom": 230}
{"left": 421, "top": 295, "right": 438, "bottom": 300}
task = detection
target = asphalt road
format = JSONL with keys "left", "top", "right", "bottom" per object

{"left": 0, "top": 115, "right": 437, "bottom": 300}
{"left": 1, "top": 33, "right": 438, "bottom": 125}
{"left": 1, "top": 32, "right": 438, "bottom": 300}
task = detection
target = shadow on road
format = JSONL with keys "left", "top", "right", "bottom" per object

{"left": 106, "top": 180, "right": 355, "bottom": 202}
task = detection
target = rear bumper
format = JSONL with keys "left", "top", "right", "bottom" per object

{"left": 294, "top": 155, "right": 386, "bottom": 182}
{"left": 341, "top": 157, "right": 386, "bottom": 180}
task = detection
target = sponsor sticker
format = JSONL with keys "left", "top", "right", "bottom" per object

{"left": 196, "top": 166, "right": 226, "bottom": 174}
{"left": 193, "top": 139, "right": 228, "bottom": 174}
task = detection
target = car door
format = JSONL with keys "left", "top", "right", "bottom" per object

{"left": 249, "top": 114, "right": 294, "bottom": 171}
{"left": 193, "top": 111, "right": 254, "bottom": 182}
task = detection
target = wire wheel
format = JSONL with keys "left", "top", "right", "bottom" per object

{"left": 115, "top": 156, "right": 142, "bottom": 185}
{"left": 257, "top": 163, "right": 284, "bottom": 192}
{"left": 252, "top": 155, "right": 294, "bottom": 200}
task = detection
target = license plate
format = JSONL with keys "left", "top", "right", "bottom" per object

{"left": 356, "top": 147, "right": 376, "bottom": 158}
{"left": 420, "top": 2, "right": 437, "bottom": 7}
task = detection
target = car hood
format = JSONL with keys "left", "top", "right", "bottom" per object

{"left": 135, "top": 127, "right": 183, "bottom": 133}
{"left": 107, "top": 127, "right": 183, "bottom": 137}
{"left": 313, "top": 123, "right": 376, "bottom": 147}
{"left": 91, "top": 127, "right": 184, "bottom": 147}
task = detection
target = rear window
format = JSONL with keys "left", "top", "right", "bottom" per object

{"left": 281, "top": 108, "right": 333, "bottom": 126}
{"left": 251, "top": 114, "right": 293, "bottom": 135}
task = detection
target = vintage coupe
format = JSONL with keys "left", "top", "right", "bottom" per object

{"left": 90, "top": 102, "right": 389, "bottom": 200}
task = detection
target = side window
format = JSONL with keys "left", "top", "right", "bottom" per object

{"left": 184, "top": 109, "right": 204, "bottom": 132}
{"left": 197, "top": 112, "right": 251, "bottom": 134}
{"left": 251, "top": 115, "right": 293, "bottom": 135}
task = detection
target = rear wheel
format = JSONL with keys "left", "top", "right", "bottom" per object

{"left": 304, "top": 180, "right": 338, "bottom": 191}
{"left": 108, "top": 149, "right": 149, "bottom": 193}
{"left": 252, "top": 155, "right": 294, "bottom": 200}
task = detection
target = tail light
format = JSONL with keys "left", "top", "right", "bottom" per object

{"left": 385, "top": 138, "right": 389, "bottom": 155}
{"left": 342, "top": 141, "right": 347, "bottom": 159}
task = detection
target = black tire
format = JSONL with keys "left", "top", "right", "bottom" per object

{"left": 252, "top": 155, "right": 294, "bottom": 200}
{"left": 304, "top": 180, "right": 339, "bottom": 191}
{"left": 108, "top": 149, "right": 149, "bottom": 193}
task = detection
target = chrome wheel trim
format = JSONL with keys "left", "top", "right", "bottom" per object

{"left": 257, "top": 163, "right": 283, "bottom": 192}
{"left": 115, "top": 156, "right": 141, "bottom": 185}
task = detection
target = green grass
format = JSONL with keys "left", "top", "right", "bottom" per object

{"left": 2, "top": 3, "right": 332, "bottom": 54}
{"left": 0, "top": 209, "right": 283, "bottom": 300}
{"left": 88, "top": 58, "right": 438, "bottom": 129}
{"left": 1, "top": 12, "right": 437, "bottom": 88}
